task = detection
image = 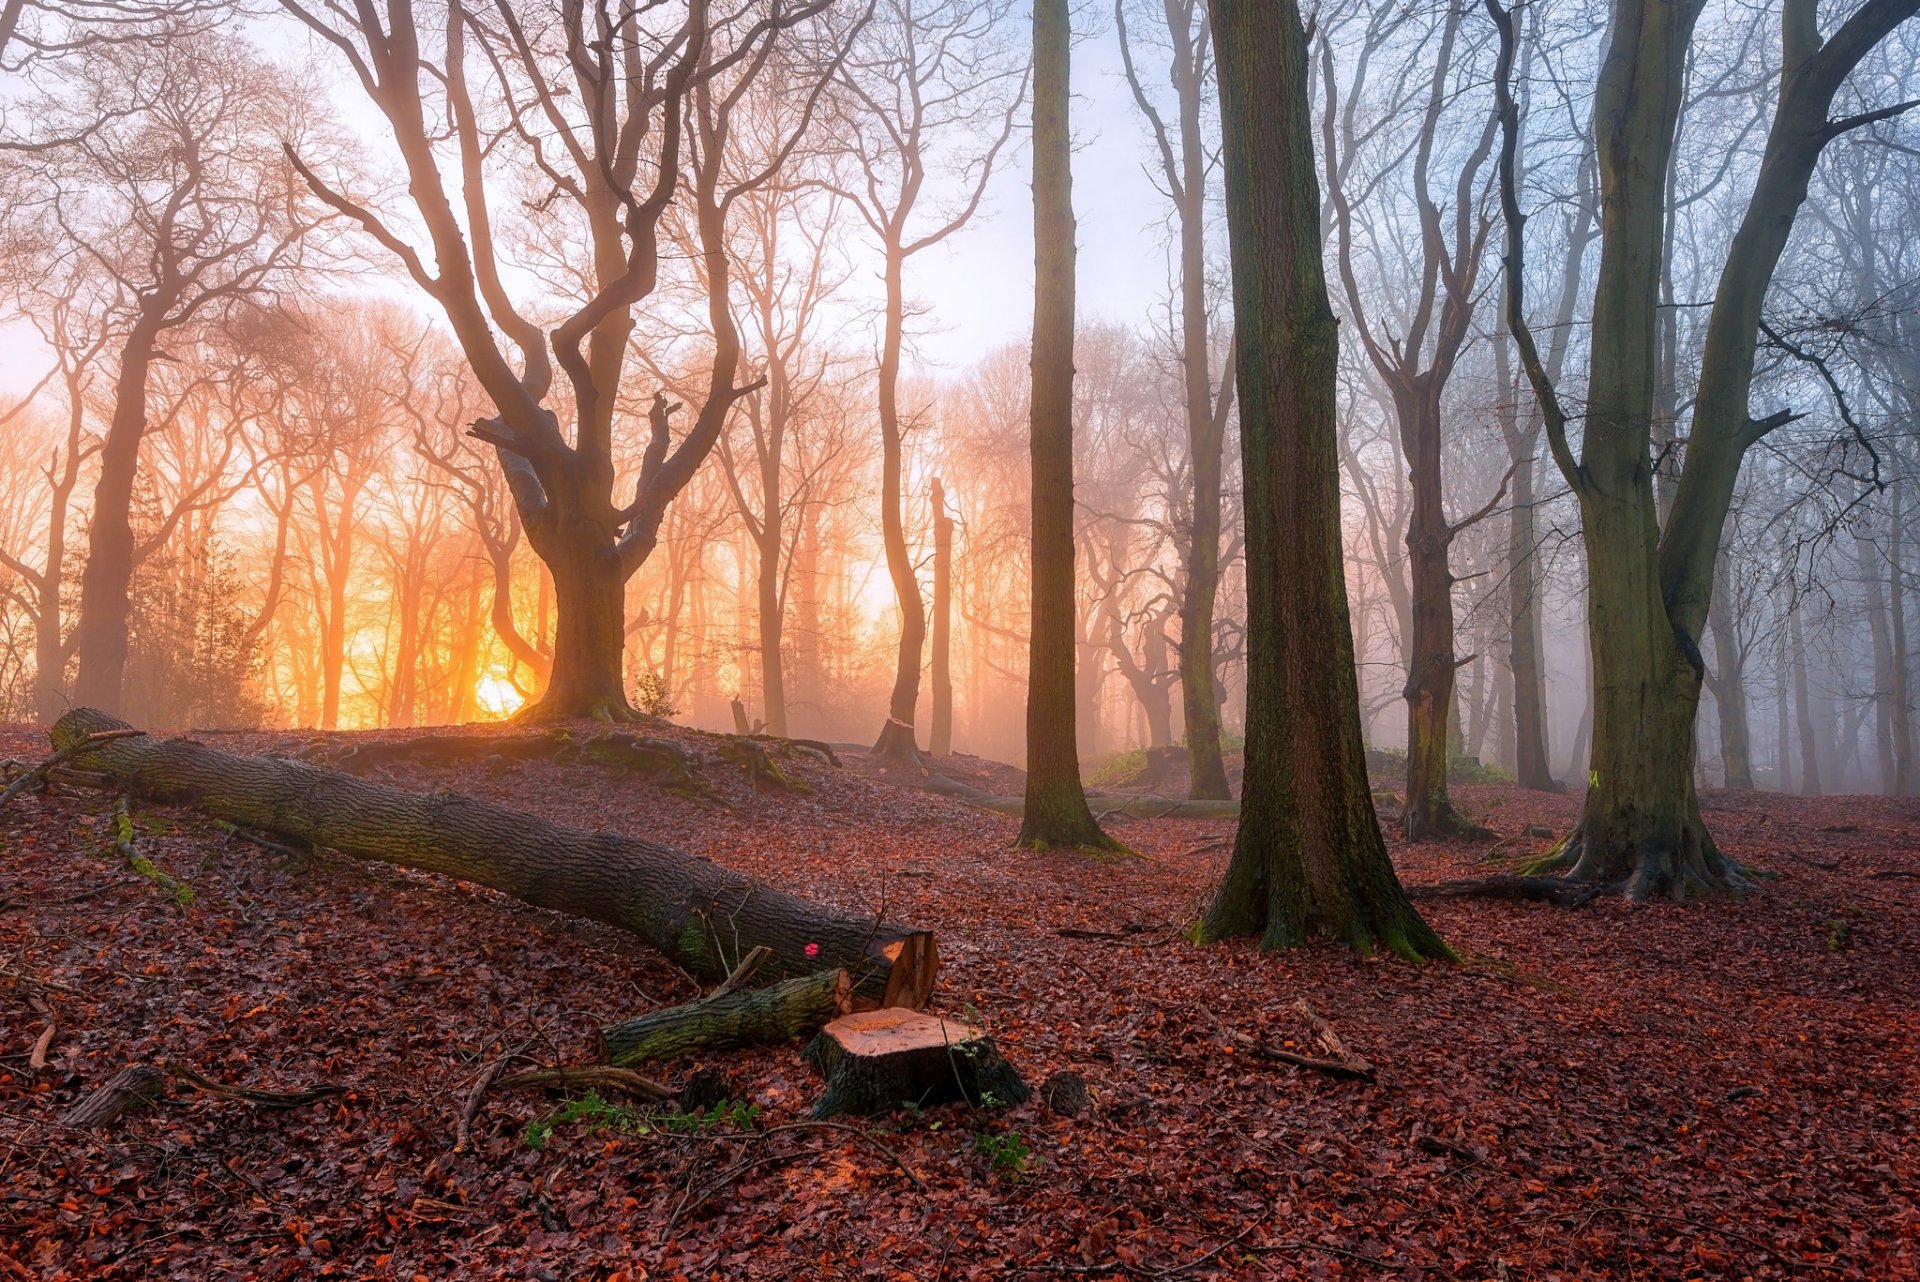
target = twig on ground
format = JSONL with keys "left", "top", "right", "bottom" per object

{"left": 0, "top": 730, "right": 145, "bottom": 810}
{"left": 170, "top": 1063, "right": 347, "bottom": 1109}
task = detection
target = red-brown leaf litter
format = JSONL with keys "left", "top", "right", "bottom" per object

{"left": 1, "top": 721, "right": 1914, "bottom": 1280}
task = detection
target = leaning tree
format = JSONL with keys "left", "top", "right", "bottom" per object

{"left": 1491, "top": 0, "right": 1920, "bottom": 898}
{"left": 279, "top": 0, "right": 834, "bottom": 721}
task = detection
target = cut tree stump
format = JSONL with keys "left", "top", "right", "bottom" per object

{"left": 804, "top": 1009, "right": 1029, "bottom": 1118}
{"left": 51, "top": 710, "right": 938, "bottom": 1008}
{"left": 602, "top": 969, "right": 853, "bottom": 1066}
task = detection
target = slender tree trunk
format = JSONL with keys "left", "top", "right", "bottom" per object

{"left": 1019, "top": 0, "right": 1114, "bottom": 850}
{"left": 1506, "top": 452, "right": 1555, "bottom": 788}
{"left": 1199, "top": 0, "right": 1446, "bottom": 957}
{"left": 72, "top": 328, "right": 161, "bottom": 713}
{"left": 1400, "top": 389, "right": 1479, "bottom": 837}
{"left": 1790, "top": 605, "right": 1823, "bottom": 797}
{"left": 872, "top": 248, "right": 924, "bottom": 761}
{"left": 1856, "top": 530, "right": 1897, "bottom": 792}
{"left": 1174, "top": 88, "right": 1229, "bottom": 803}
{"left": 1890, "top": 488, "right": 1914, "bottom": 795}
{"left": 1773, "top": 621, "right": 1793, "bottom": 792}
{"left": 1708, "top": 552, "right": 1755, "bottom": 788}
{"left": 929, "top": 477, "right": 953, "bottom": 756}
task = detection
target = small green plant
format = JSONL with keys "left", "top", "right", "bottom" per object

{"left": 974, "top": 1129, "right": 1038, "bottom": 1181}
{"left": 629, "top": 671, "right": 679, "bottom": 720}
{"left": 659, "top": 1099, "right": 760, "bottom": 1134}
{"left": 522, "top": 1090, "right": 652, "bottom": 1150}
{"left": 1823, "top": 904, "right": 1869, "bottom": 952}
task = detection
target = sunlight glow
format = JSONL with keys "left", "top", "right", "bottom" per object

{"left": 474, "top": 674, "right": 526, "bottom": 719}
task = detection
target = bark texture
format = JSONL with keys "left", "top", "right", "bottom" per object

{"left": 1018, "top": 0, "right": 1116, "bottom": 851}
{"left": 602, "top": 969, "right": 852, "bottom": 1066}
{"left": 52, "top": 709, "right": 938, "bottom": 1008}
{"left": 1197, "top": 0, "right": 1447, "bottom": 958}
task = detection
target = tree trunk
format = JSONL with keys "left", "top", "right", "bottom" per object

{"left": 872, "top": 249, "right": 925, "bottom": 763}
{"left": 1855, "top": 529, "right": 1897, "bottom": 792}
{"left": 1019, "top": 0, "right": 1114, "bottom": 851}
{"left": 1401, "top": 391, "right": 1477, "bottom": 838}
{"left": 54, "top": 708, "right": 938, "bottom": 1008}
{"left": 930, "top": 477, "right": 953, "bottom": 756}
{"left": 757, "top": 523, "right": 788, "bottom": 739}
{"left": 1790, "top": 605, "right": 1823, "bottom": 797}
{"left": 1890, "top": 489, "right": 1914, "bottom": 796}
{"left": 521, "top": 535, "right": 633, "bottom": 722}
{"left": 72, "top": 330, "right": 160, "bottom": 714}
{"left": 1198, "top": 0, "right": 1446, "bottom": 958}
{"left": 1708, "top": 553, "right": 1755, "bottom": 788}
{"left": 1502, "top": 409, "right": 1555, "bottom": 790}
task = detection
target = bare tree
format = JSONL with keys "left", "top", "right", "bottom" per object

{"left": 827, "top": 0, "right": 1025, "bottom": 761}
{"left": 279, "top": 0, "right": 828, "bottom": 720}
{"left": 1, "top": 25, "right": 329, "bottom": 713}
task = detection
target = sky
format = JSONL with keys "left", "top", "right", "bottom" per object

{"left": 0, "top": 12, "right": 1180, "bottom": 397}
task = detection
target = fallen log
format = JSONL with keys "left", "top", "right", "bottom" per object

{"left": 51, "top": 710, "right": 938, "bottom": 1009}
{"left": 602, "top": 968, "right": 853, "bottom": 1066}
{"left": 804, "top": 1009, "right": 1029, "bottom": 1117}
{"left": 61, "top": 1064, "right": 166, "bottom": 1129}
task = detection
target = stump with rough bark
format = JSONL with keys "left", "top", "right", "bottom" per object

{"left": 51, "top": 710, "right": 938, "bottom": 1008}
{"left": 602, "top": 969, "right": 853, "bottom": 1066}
{"left": 804, "top": 1009, "right": 1029, "bottom": 1117}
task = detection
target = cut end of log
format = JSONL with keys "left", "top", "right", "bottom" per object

{"left": 804, "top": 1009, "right": 1029, "bottom": 1117}
{"left": 876, "top": 932, "right": 940, "bottom": 1011}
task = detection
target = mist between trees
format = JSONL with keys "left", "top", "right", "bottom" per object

{"left": 0, "top": 0, "right": 1913, "bottom": 810}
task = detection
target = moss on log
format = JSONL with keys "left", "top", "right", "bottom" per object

{"left": 602, "top": 969, "right": 852, "bottom": 1066}
{"left": 51, "top": 710, "right": 938, "bottom": 1008}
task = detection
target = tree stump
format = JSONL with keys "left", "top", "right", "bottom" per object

{"left": 804, "top": 1010, "right": 1029, "bottom": 1118}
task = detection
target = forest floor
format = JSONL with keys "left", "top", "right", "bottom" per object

{"left": 0, "top": 719, "right": 1915, "bottom": 1281}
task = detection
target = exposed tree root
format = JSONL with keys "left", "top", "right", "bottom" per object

{"left": 1406, "top": 875, "right": 1602, "bottom": 909}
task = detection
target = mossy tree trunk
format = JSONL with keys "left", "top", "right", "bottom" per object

{"left": 1197, "top": 0, "right": 1447, "bottom": 958}
{"left": 1019, "top": 0, "right": 1117, "bottom": 851}
{"left": 1490, "top": 0, "right": 1916, "bottom": 898}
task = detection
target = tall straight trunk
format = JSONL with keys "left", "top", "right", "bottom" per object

{"left": 929, "top": 477, "right": 953, "bottom": 756}
{"left": 1198, "top": 0, "right": 1445, "bottom": 958}
{"left": 1172, "top": 25, "right": 1227, "bottom": 803}
{"left": 1856, "top": 530, "right": 1897, "bottom": 792}
{"left": 871, "top": 248, "right": 924, "bottom": 761}
{"left": 1116, "top": 0, "right": 1229, "bottom": 800}
{"left": 72, "top": 326, "right": 162, "bottom": 713}
{"left": 1789, "top": 605, "right": 1822, "bottom": 797}
{"left": 756, "top": 525, "right": 787, "bottom": 738}
{"left": 1773, "top": 625, "right": 1793, "bottom": 793}
{"left": 793, "top": 506, "right": 823, "bottom": 724}
{"left": 1019, "top": 0, "right": 1113, "bottom": 850}
{"left": 1890, "top": 489, "right": 1914, "bottom": 795}
{"left": 1505, "top": 448, "right": 1555, "bottom": 788}
{"left": 29, "top": 377, "right": 88, "bottom": 723}
{"left": 1708, "top": 553, "right": 1755, "bottom": 787}
{"left": 1400, "top": 387, "right": 1478, "bottom": 837}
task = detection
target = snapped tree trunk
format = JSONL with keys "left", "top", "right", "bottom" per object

{"left": 1198, "top": 0, "right": 1447, "bottom": 958}
{"left": 1018, "top": 0, "right": 1116, "bottom": 852}
{"left": 52, "top": 709, "right": 939, "bottom": 1008}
